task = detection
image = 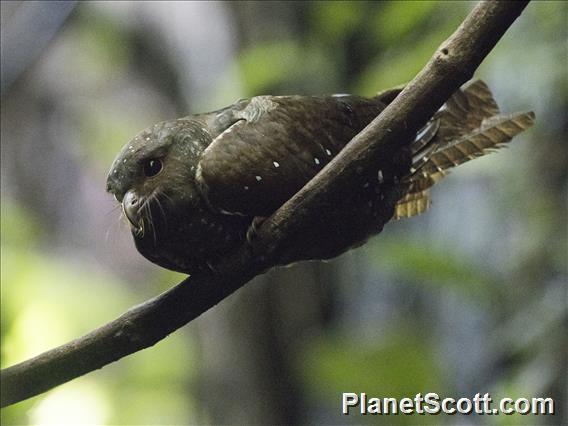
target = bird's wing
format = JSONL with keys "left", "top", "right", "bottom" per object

{"left": 195, "top": 95, "right": 386, "bottom": 217}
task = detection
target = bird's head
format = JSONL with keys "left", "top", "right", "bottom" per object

{"left": 106, "top": 118, "right": 210, "bottom": 237}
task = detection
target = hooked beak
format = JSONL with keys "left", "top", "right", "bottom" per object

{"left": 122, "top": 190, "right": 143, "bottom": 235}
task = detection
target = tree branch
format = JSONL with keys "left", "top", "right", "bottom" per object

{"left": 0, "top": 0, "right": 530, "bottom": 408}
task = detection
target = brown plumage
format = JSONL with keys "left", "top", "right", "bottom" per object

{"left": 106, "top": 80, "right": 534, "bottom": 274}
{"left": 395, "top": 80, "right": 535, "bottom": 219}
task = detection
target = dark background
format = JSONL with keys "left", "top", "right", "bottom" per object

{"left": 1, "top": 1, "right": 566, "bottom": 425}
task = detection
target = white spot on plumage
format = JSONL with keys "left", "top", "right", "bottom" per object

{"left": 363, "top": 182, "right": 370, "bottom": 188}
{"left": 314, "top": 157, "right": 320, "bottom": 165}
{"left": 244, "top": 186, "right": 249, "bottom": 190}
{"left": 123, "top": 159, "right": 127, "bottom": 163}
{"left": 195, "top": 163, "right": 204, "bottom": 183}
{"left": 273, "top": 161, "right": 280, "bottom": 168}
{"left": 325, "top": 149, "right": 332, "bottom": 156}
{"left": 378, "top": 170, "right": 384, "bottom": 183}
{"left": 255, "top": 175, "right": 262, "bottom": 181}
{"left": 410, "top": 167, "right": 417, "bottom": 173}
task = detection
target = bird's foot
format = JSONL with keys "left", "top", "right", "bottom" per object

{"left": 246, "top": 216, "right": 267, "bottom": 245}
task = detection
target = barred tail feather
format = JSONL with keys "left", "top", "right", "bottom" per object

{"left": 395, "top": 80, "right": 535, "bottom": 219}
{"left": 419, "top": 110, "right": 535, "bottom": 176}
{"left": 394, "top": 191, "right": 429, "bottom": 220}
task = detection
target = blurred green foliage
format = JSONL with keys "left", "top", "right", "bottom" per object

{"left": 1, "top": 199, "right": 196, "bottom": 425}
{"left": 1, "top": 1, "right": 565, "bottom": 425}
{"left": 369, "top": 237, "right": 496, "bottom": 302}
{"left": 372, "top": 1, "right": 441, "bottom": 45}
{"left": 301, "top": 330, "right": 445, "bottom": 424}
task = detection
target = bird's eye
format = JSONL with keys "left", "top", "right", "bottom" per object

{"left": 143, "top": 159, "right": 163, "bottom": 177}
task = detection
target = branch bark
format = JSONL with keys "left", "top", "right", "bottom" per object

{"left": 0, "top": 0, "right": 530, "bottom": 408}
